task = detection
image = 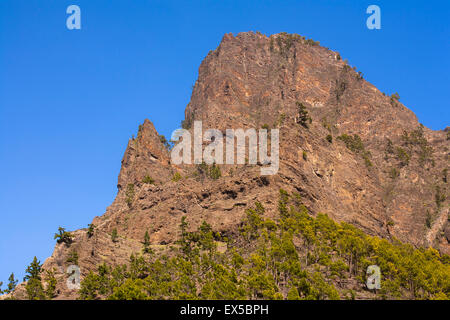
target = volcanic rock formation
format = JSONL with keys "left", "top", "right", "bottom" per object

{"left": 6, "top": 32, "right": 448, "bottom": 299}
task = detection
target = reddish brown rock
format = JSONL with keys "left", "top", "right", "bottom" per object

{"left": 7, "top": 32, "right": 448, "bottom": 300}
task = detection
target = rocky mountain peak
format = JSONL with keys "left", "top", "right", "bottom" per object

{"left": 117, "top": 119, "right": 171, "bottom": 191}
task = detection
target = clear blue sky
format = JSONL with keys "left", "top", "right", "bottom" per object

{"left": 0, "top": 0, "right": 448, "bottom": 286}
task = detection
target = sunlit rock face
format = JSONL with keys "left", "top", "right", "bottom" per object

{"left": 9, "top": 32, "right": 446, "bottom": 300}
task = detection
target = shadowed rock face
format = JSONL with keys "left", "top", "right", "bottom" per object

{"left": 7, "top": 32, "right": 448, "bottom": 300}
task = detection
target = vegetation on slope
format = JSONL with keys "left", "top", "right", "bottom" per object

{"left": 76, "top": 190, "right": 450, "bottom": 300}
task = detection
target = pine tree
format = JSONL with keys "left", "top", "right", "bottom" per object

{"left": 26, "top": 278, "right": 46, "bottom": 300}
{"left": 54, "top": 227, "right": 73, "bottom": 245}
{"left": 44, "top": 268, "right": 57, "bottom": 299}
{"left": 108, "top": 278, "right": 148, "bottom": 300}
{"left": 78, "top": 271, "right": 100, "bottom": 300}
{"left": 24, "top": 257, "right": 45, "bottom": 300}
{"left": 287, "top": 286, "right": 301, "bottom": 300}
{"left": 295, "top": 102, "right": 312, "bottom": 128}
{"left": 87, "top": 224, "right": 95, "bottom": 238}
{"left": 143, "top": 230, "right": 152, "bottom": 254}
{"left": 6, "top": 272, "right": 18, "bottom": 293}
{"left": 24, "top": 256, "right": 42, "bottom": 281}
{"left": 66, "top": 250, "right": 79, "bottom": 265}
{"left": 178, "top": 216, "right": 191, "bottom": 255}
{"left": 111, "top": 228, "right": 118, "bottom": 242}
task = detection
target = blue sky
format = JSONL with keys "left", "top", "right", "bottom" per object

{"left": 0, "top": 0, "right": 448, "bottom": 286}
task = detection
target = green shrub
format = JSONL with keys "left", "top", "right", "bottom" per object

{"left": 302, "top": 151, "right": 308, "bottom": 161}
{"left": 66, "top": 250, "right": 79, "bottom": 265}
{"left": 172, "top": 172, "right": 182, "bottom": 182}
{"left": 159, "top": 135, "right": 171, "bottom": 149}
{"left": 389, "top": 167, "right": 400, "bottom": 180}
{"left": 337, "top": 134, "right": 364, "bottom": 153}
{"left": 400, "top": 127, "right": 433, "bottom": 165}
{"left": 196, "top": 162, "right": 221, "bottom": 180}
{"left": 395, "top": 147, "right": 410, "bottom": 167}
{"left": 26, "top": 278, "right": 46, "bottom": 300}
{"left": 426, "top": 211, "right": 432, "bottom": 229}
{"left": 391, "top": 92, "right": 400, "bottom": 101}
{"left": 44, "top": 269, "right": 57, "bottom": 299}
{"left": 143, "top": 230, "right": 153, "bottom": 254}
{"left": 125, "top": 184, "right": 135, "bottom": 206}
{"left": 181, "top": 118, "right": 192, "bottom": 130}
{"left": 209, "top": 163, "right": 221, "bottom": 180}
{"left": 78, "top": 271, "right": 100, "bottom": 300}
{"left": 304, "top": 38, "right": 320, "bottom": 46}
{"left": 54, "top": 227, "right": 73, "bottom": 245}
{"left": 335, "top": 79, "right": 347, "bottom": 101}
{"left": 357, "top": 71, "right": 363, "bottom": 80}
{"left": 343, "top": 64, "right": 351, "bottom": 72}
{"left": 142, "top": 176, "right": 155, "bottom": 184}
{"left": 326, "top": 135, "right": 333, "bottom": 143}
{"left": 275, "top": 113, "right": 286, "bottom": 127}
{"left": 321, "top": 118, "right": 334, "bottom": 132}
{"left": 111, "top": 228, "right": 118, "bottom": 243}
{"left": 435, "top": 186, "right": 446, "bottom": 209}
{"left": 6, "top": 273, "right": 18, "bottom": 294}
{"left": 87, "top": 223, "right": 95, "bottom": 238}
{"left": 272, "top": 32, "right": 303, "bottom": 55}
{"left": 296, "top": 102, "right": 312, "bottom": 128}
{"left": 363, "top": 154, "right": 373, "bottom": 167}
{"left": 386, "top": 139, "right": 394, "bottom": 155}
{"left": 337, "top": 134, "right": 372, "bottom": 167}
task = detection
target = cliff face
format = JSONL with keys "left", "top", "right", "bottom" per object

{"left": 8, "top": 32, "right": 448, "bottom": 299}
{"left": 184, "top": 31, "right": 448, "bottom": 250}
